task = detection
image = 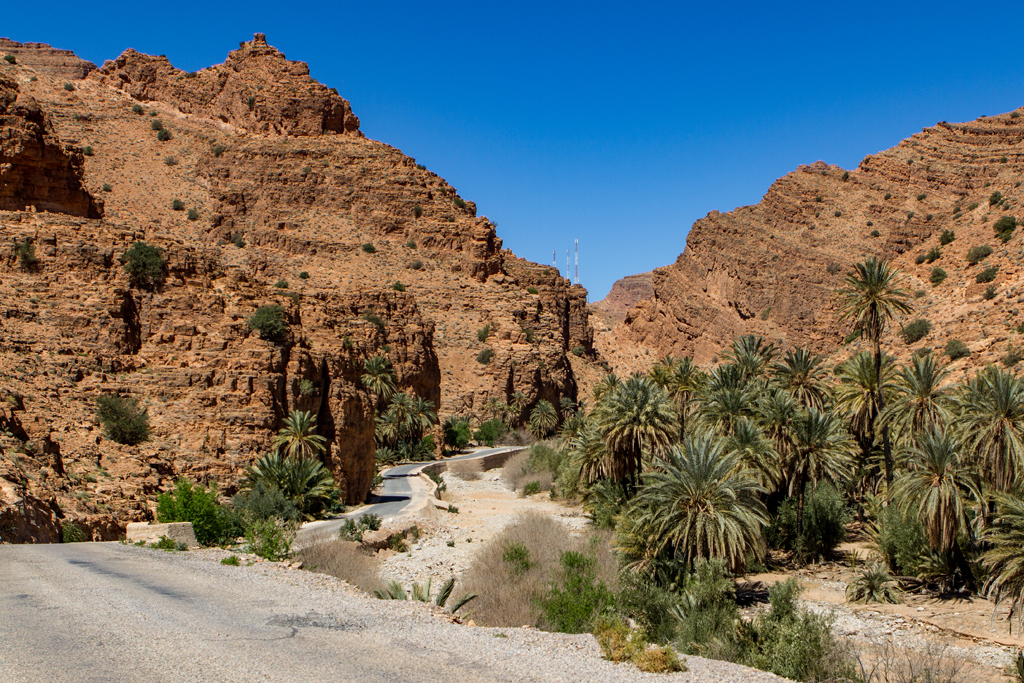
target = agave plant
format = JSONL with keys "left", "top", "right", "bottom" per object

{"left": 845, "top": 563, "right": 901, "bottom": 604}
{"left": 374, "top": 576, "right": 476, "bottom": 613}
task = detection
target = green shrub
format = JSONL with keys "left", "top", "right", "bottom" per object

{"left": 967, "top": 245, "right": 993, "bottom": 264}
{"left": 361, "top": 243, "right": 376, "bottom": 253}
{"left": 102, "top": 183, "right": 113, "bottom": 192}
{"left": 13, "top": 239, "right": 38, "bottom": 270}
{"left": 1003, "top": 344, "right": 1024, "bottom": 368}
{"left": 152, "top": 536, "right": 184, "bottom": 551}
{"left": 247, "top": 304, "right": 287, "bottom": 341}
{"left": 873, "top": 504, "right": 928, "bottom": 575}
{"left": 453, "top": 197, "right": 467, "bottom": 209}
{"left": 994, "top": 215, "right": 1017, "bottom": 243}
{"left": 967, "top": 202, "right": 979, "bottom": 211}
{"left": 522, "top": 481, "right": 541, "bottom": 496}
{"left": 476, "top": 348, "right": 494, "bottom": 364}
{"left": 834, "top": 210, "right": 841, "bottom": 217}
{"left": 914, "top": 252, "right": 928, "bottom": 265}
{"left": 392, "top": 281, "right": 406, "bottom": 292}
{"left": 984, "top": 284, "right": 997, "bottom": 300}
{"left": 990, "top": 191, "right": 1004, "bottom": 206}
{"left": 413, "top": 204, "right": 423, "bottom": 218}
{"left": 765, "top": 483, "right": 848, "bottom": 562}
{"left": 572, "top": 345, "right": 586, "bottom": 356}
{"left": 362, "top": 311, "right": 385, "bottom": 333}
{"left": 473, "top": 419, "right": 507, "bottom": 447}
{"left": 916, "top": 193, "right": 927, "bottom": 201}
{"left": 151, "top": 119, "right": 164, "bottom": 131}
{"left": 977, "top": 266, "right": 999, "bottom": 283}
{"left": 61, "top": 521, "right": 86, "bottom": 543}
{"left": 245, "top": 517, "right": 294, "bottom": 561}
{"left": 945, "top": 339, "right": 970, "bottom": 360}
{"left": 526, "top": 286, "right": 539, "bottom": 295}
{"left": 171, "top": 199, "right": 184, "bottom": 211}
{"left": 3, "top": 55, "right": 16, "bottom": 65}
{"left": 408, "top": 259, "right": 423, "bottom": 270}
{"left": 870, "top": 229, "right": 880, "bottom": 237}
{"left": 884, "top": 192, "right": 892, "bottom": 200}
{"left": 298, "top": 271, "right": 309, "bottom": 280}
{"left": 929, "top": 267, "right": 946, "bottom": 286}
{"left": 925, "top": 247, "right": 940, "bottom": 263}
{"left": 131, "top": 103, "right": 144, "bottom": 114}
{"left": 900, "top": 318, "right": 931, "bottom": 344}
{"left": 442, "top": 416, "right": 471, "bottom": 451}
{"left": 212, "top": 144, "right": 226, "bottom": 157}
{"left": 230, "top": 232, "right": 246, "bottom": 248}
{"left": 186, "top": 208, "right": 198, "bottom": 221}
{"left": 164, "top": 155, "right": 178, "bottom": 166}
{"left": 246, "top": 95, "right": 255, "bottom": 111}
{"left": 157, "top": 478, "right": 240, "bottom": 546}
{"left": 157, "top": 129, "right": 171, "bottom": 141}
{"left": 221, "top": 555, "right": 240, "bottom": 566}
{"left": 521, "top": 327, "right": 536, "bottom": 343}
{"left": 96, "top": 394, "right": 151, "bottom": 445}
{"left": 81, "top": 145, "right": 94, "bottom": 156}
{"left": 539, "top": 551, "right": 614, "bottom": 633}
{"left": 63, "top": 82, "right": 75, "bottom": 91}
{"left": 940, "top": 229, "right": 955, "bottom": 245}
{"left": 477, "top": 324, "right": 491, "bottom": 342}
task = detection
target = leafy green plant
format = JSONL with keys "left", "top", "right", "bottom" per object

{"left": 408, "top": 259, "right": 423, "bottom": 270}
{"left": 916, "top": 193, "right": 927, "bottom": 201}
{"left": 212, "top": 144, "right": 226, "bottom": 157}
{"left": 929, "top": 267, "right": 946, "bottom": 286}
{"left": 240, "top": 453, "right": 338, "bottom": 519}
{"left": 526, "top": 286, "right": 539, "bottom": 295}
{"left": 991, "top": 190, "right": 1004, "bottom": 206}
{"left": 157, "top": 478, "right": 240, "bottom": 546}
{"left": 221, "top": 555, "right": 240, "bottom": 566}
{"left": 539, "top": 551, "right": 614, "bottom": 633}
{"left": 82, "top": 146, "right": 94, "bottom": 156}
{"left": 186, "top": 208, "right": 199, "bottom": 221}
{"left": 477, "top": 324, "right": 491, "bottom": 342}
{"left": 13, "top": 239, "right": 37, "bottom": 270}
{"left": 977, "top": 266, "right": 999, "bottom": 283}
{"left": 247, "top": 305, "right": 287, "bottom": 341}
{"left": 967, "top": 245, "right": 993, "bottom": 264}
{"left": 230, "top": 232, "right": 246, "bottom": 248}
{"left": 171, "top": 199, "right": 184, "bottom": 211}
{"left": 900, "top": 318, "right": 932, "bottom": 344}
{"left": 96, "top": 394, "right": 150, "bottom": 445}
{"left": 361, "top": 243, "right": 376, "bottom": 253}
{"left": 413, "top": 204, "right": 423, "bottom": 218}
{"left": 298, "top": 271, "right": 309, "bottom": 279}
{"left": 985, "top": 284, "right": 997, "bottom": 300}
{"left": 61, "top": 521, "right": 86, "bottom": 543}
{"left": 473, "top": 419, "right": 508, "bottom": 447}
{"left": 940, "top": 229, "right": 955, "bottom": 245}
{"left": 63, "top": 82, "right": 75, "bottom": 91}
{"left": 102, "top": 183, "right": 113, "bottom": 192}
{"left": 245, "top": 517, "right": 293, "bottom": 561}
{"left": 157, "top": 129, "right": 171, "bottom": 141}
{"left": 522, "top": 481, "right": 541, "bottom": 496}
{"left": 995, "top": 215, "right": 1017, "bottom": 243}
{"left": 392, "top": 281, "right": 406, "bottom": 292}
{"left": 453, "top": 197, "right": 467, "bottom": 209}
{"left": 274, "top": 279, "right": 288, "bottom": 288}
{"left": 845, "top": 563, "right": 901, "bottom": 603}
{"left": 3, "top": 55, "right": 16, "bottom": 65}
{"left": 945, "top": 339, "right": 970, "bottom": 360}
{"left": 476, "top": 348, "right": 494, "bottom": 364}
{"left": 572, "top": 345, "right": 586, "bottom": 356}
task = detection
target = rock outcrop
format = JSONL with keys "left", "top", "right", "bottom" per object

{"left": 95, "top": 34, "right": 360, "bottom": 137}
{"left": 592, "top": 272, "right": 653, "bottom": 322}
{"left": 615, "top": 109, "right": 1024, "bottom": 370}
{"left": 0, "top": 38, "right": 97, "bottom": 79}
{"left": 0, "top": 74, "right": 101, "bottom": 217}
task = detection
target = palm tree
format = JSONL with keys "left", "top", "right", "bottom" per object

{"left": 410, "top": 395, "right": 437, "bottom": 441}
{"left": 834, "top": 352, "right": 896, "bottom": 496}
{"left": 528, "top": 399, "right": 558, "bottom": 437}
{"left": 650, "top": 355, "right": 704, "bottom": 438}
{"left": 272, "top": 410, "right": 327, "bottom": 459}
{"left": 720, "top": 334, "right": 778, "bottom": 380}
{"left": 836, "top": 257, "right": 913, "bottom": 491}
{"left": 982, "top": 492, "right": 1024, "bottom": 629}
{"left": 572, "top": 422, "right": 612, "bottom": 484}
{"left": 510, "top": 390, "right": 529, "bottom": 424}
{"left": 484, "top": 396, "right": 504, "bottom": 422}
{"left": 787, "top": 408, "right": 856, "bottom": 537}
{"left": 241, "top": 452, "right": 337, "bottom": 519}
{"left": 880, "top": 352, "right": 952, "bottom": 446}
{"left": 723, "top": 417, "right": 780, "bottom": 489}
{"left": 592, "top": 375, "right": 677, "bottom": 489}
{"left": 621, "top": 431, "right": 768, "bottom": 573}
{"left": 593, "top": 373, "right": 620, "bottom": 402}
{"left": 756, "top": 389, "right": 798, "bottom": 478}
{"left": 559, "top": 396, "right": 578, "bottom": 415}
{"left": 893, "top": 429, "right": 981, "bottom": 591}
{"left": 361, "top": 355, "right": 397, "bottom": 405}
{"left": 956, "top": 365, "right": 1024, "bottom": 493}
{"left": 771, "top": 347, "right": 830, "bottom": 410}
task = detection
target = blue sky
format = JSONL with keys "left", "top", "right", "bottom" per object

{"left": 6, "top": 1, "right": 1024, "bottom": 300}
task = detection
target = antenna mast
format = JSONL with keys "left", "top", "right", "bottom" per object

{"left": 574, "top": 239, "right": 579, "bottom": 285}
{"left": 552, "top": 250, "right": 556, "bottom": 270}
{"left": 566, "top": 250, "right": 570, "bottom": 281}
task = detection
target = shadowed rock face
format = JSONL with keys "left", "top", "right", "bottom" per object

{"left": 0, "top": 34, "right": 596, "bottom": 541}
{"left": 0, "top": 74, "right": 101, "bottom": 217}
{"left": 617, "top": 107, "right": 1024, "bottom": 366}
{"left": 0, "top": 38, "right": 97, "bottom": 79}
{"left": 96, "top": 33, "right": 360, "bottom": 137}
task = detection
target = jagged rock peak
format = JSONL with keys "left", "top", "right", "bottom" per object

{"left": 95, "top": 33, "right": 361, "bottom": 137}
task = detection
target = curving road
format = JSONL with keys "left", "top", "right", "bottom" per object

{"left": 297, "top": 447, "right": 519, "bottom": 544}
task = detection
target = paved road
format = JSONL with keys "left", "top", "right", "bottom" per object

{"left": 0, "top": 542, "right": 785, "bottom": 683}
{"left": 297, "top": 447, "right": 518, "bottom": 544}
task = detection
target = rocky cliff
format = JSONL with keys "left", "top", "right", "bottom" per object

{"left": 613, "top": 110, "right": 1024, "bottom": 374}
{"left": 0, "top": 34, "right": 594, "bottom": 542}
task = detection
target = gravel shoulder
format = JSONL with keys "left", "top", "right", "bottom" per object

{"left": 0, "top": 542, "right": 791, "bottom": 683}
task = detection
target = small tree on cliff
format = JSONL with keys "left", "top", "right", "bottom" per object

{"left": 122, "top": 241, "right": 166, "bottom": 289}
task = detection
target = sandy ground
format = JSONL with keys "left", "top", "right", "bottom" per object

{"left": 370, "top": 463, "right": 1022, "bottom": 681}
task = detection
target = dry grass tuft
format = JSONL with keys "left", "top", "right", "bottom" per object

{"left": 457, "top": 513, "right": 617, "bottom": 628}
{"left": 501, "top": 452, "right": 531, "bottom": 490}
{"left": 298, "top": 536, "right": 384, "bottom": 595}
{"left": 448, "top": 459, "right": 482, "bottom": 480}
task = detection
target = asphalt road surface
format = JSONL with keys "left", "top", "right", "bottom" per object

{"left": 297, "top": 447, "right": 517, "bottom": 543}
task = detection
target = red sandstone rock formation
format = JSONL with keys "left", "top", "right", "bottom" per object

{"left": 0, "top": 38, "right": 97, "bottom": 79}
